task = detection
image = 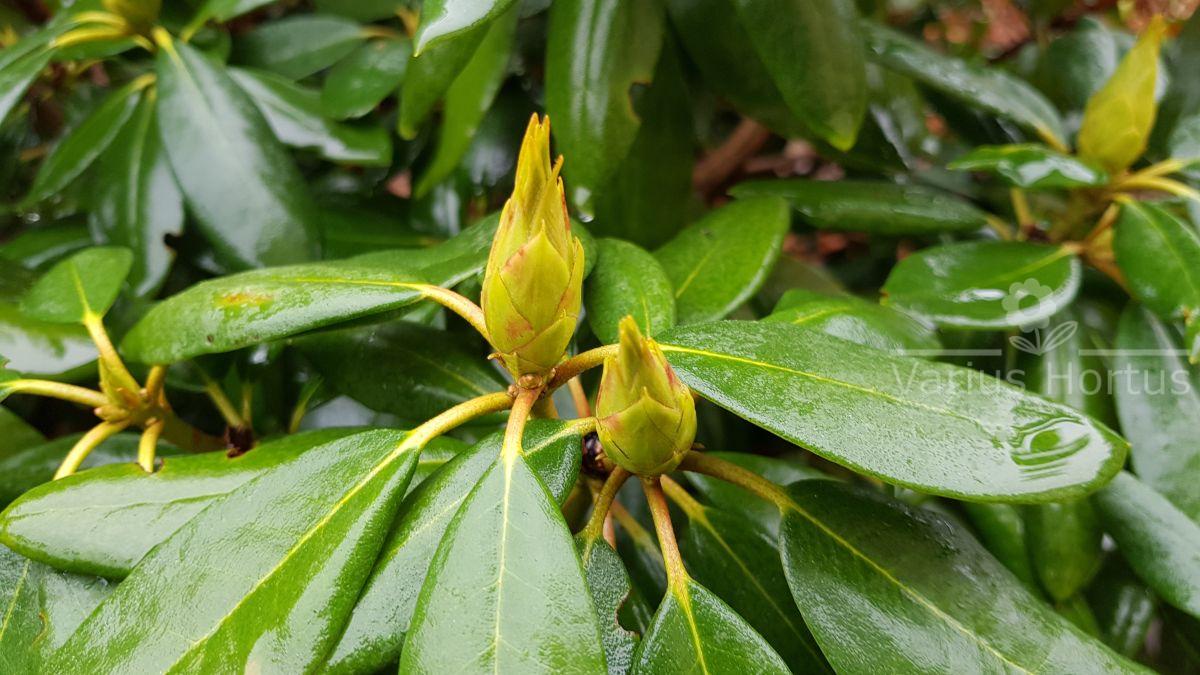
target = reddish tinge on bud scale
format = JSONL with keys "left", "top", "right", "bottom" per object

{"left": 481, "top": 114, "right": 584, "bottom": 379}
{"left": 595, "top": 317, "right": 697, "bottom": 475}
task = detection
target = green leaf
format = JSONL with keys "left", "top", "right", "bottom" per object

{"left": 320, "top": 38, "right": 410, "bottom": 120}
{"left": 585, "top": 239, "right": 676, "bottom": 344}
{"left": 1169, "top": 114, "right": 1200, "bottom": 182}
{"left": 546, "top": 0, "right": 665, "bottom": 209}
{"left": 684, "top": 451, "right": 824, "bottom": 536}
{"left": 675, "top": 500, "right": 831, "bottom": 673}
{"left": 49, "top": 429, "right": 419, "bottom": 672}
{"left": 191, "top": 0, "right": 276, "bottom": 24}
{"left": 1033, "top": 17, "right": 1120, "bottom": 114}
{"left": 1087, "top": 557, "right": 1157, "bottom": 657}
{"left": 21, "top": 246, "right": 132, "bottom": 323}
{"left": 659, "top": 321, "right": 1127, "bottom": 501}
{"left": 654, "top": 197, "right": 789, "bottom": 324}
{"left": 961, "top": 502, "right": 1038, "bottom": 588}
{"left": 630, "top": 576, "right": 788, "bottom": 673}
{"left": 315, "top": 0, "right": 404, "bottom": 21}
{"left": 1094, "top": 472, "right": 1200, "bottom": 620}
{"left": 326, "top": 420, "right": 585, "bottom": 674}
{"left": 234, "top": 14, "right": 366, "bottom": 80}
{"left": 296, "top": 321, "right": 504, "bottom": 424}
{"left": 1024, "top": 500, "right": 1102, "bottom": 601}
{"left": 0, "top": 406, "right": 43, "bottom": 461}
{"left": 766, "top": 288, "right": 939, "bottom": 354}
{"left": 780, "top": 480, "right": 1144, "bottom": 672}
{"left": 0, "top": 44, "right": 52, "bottom": 126}
{"left": 229, "top": 66, "right": 392, "bottom": 166}
{"left": 948, "top": 144, "right": 1109, "bottom": 189}
{"left": 414, "top": 0, "right": 517, "bottom": 54}
{"left": 1112, "top": 305, "right": 1200, "bottom": 520}
{"left": 0, "top": 432, "right": 163, "bottom": 510}
{"left": 23, "top": 78, "right": 146, "bottom": 206}
{"left": 397, "top": 28, "right": 480, "bottom": 139}
{"left": 882, "top": 241, "right": 1081, "bottom": 329}
{"left": 730, "top": 0, "right": 866, "bottom": 149}
{"left": 0, "top": 545, "right": 111, "bottom": 673}
{"left": 399, "top": 450, "right": 605, "bottom": 673}
{"left": 576, "top": 531, "right": 640, "bottom": 675}
{"left": 0, "top": 225, "right": 91, "bottom": 272}
{"left": 0, "top": 303, "right": 95, "bottom": 378}
{"left": 731, "top": 178, "right": 989, "bottom": 235}
{"left": 0, "top": 429, "right": 387, "bottom": 577}
{"left": 1113, "top": 201, "right": 1200, "bottom": 348}
{"left": 413, "top": 6, "right": 517, "bottom": 197}
{"left": 861, "top": 20, "right": 1066, "bottom": 148}
{"left": 156, "top": 39, "right": 320, "bottom": 269}
{"left": 90, "top": 93, "right": 182, "bottom": 298}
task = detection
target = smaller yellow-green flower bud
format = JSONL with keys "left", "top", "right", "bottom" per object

{"left": 595, "top": 317, "right": 696, "bottom": 475}
{"left": 481, "top": 114, "right": 584, "bottom": 379}
{"left": 103, "top": 0, "right": 161, "bottom": 32}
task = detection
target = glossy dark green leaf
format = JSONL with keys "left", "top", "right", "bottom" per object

{"left": 730, "top": 0, "right": 866, "bottom": 149}
{"left": 1095, "top": 472, "right": 1200, "bottom": 619}
{"left": 1087, "top": 557, "right": 1156, "bottom": 657}
{"left": 397, "top": 29, "right": 479, "bottom": 139}
{"left": 0, "top": 429, "right": 390, "bottom": 577}
{"left": 1024, "top": 500, "right": 1102, "bottom": 601}
{"left": 413, "top": 7, "right": 517, "bottom": 197}
{"left": 0, "top": 303, "right": 95, "bottom": 377}
{"left": 0, "top": 545, "right": 111, "bottom": 673}
{"left": 882, "top": 241, "right": 1081, "bottom": 329}
{"left": 326, "top": 420, "right": 585, "bottom": 674}
{"left": 191, "top": 0, "right": 276, "bottom": 23}
{"left": 546, "top": 0, "right": 664, "bottom": 208}
{"left": 0, "top": 406, "right": 43, "bottom": 459}
{"left": 660, "top": 321, "right": 1127, "bottom": 501}
{"left": 0, "top": 225, "right": 91, "bottom": 272}
{"left": 296, "top": 321, "right": 504, "bottom": 423}
{"left": 780, "top": 480, "right": 1143, "bottom": 672}
{"left": 961, "top": 502, "right": 1038, "bottom": 588}
{"left": 90, "top": 94, "right": 182, "bottom": 298}
{"left": 234, "top": 14, "right": 366, "bottom": 80}
{"left": 0, "top": 43, "right": 52, "bottom": 125}
{"left": 414, "top": 0, "right": 517, "bottom": 53}
{"left": 676, "top": 500, "right": 831, "bottom": 673}
{"left": 766, "top": 288, "right": 939, "bottom": 354}
{"left": 230, "top": 66, "right": 392, "bottom": 167}
{"left": 121, "top": 216, "right": 500, "bottom": 364}
{"left": 585, "top": 239, "right": 675, "bottom": 344}
{"left": 588, "top": 43, "right": 693, "bottom": 250}
{"left": 861, "top": 20, "right": 1066, "bottom": 147}
{"left": 0, "top": 433, "right": 161, "bottom": 510}
{"left": 630, "top": 575, "right": 788, "bottom": 673}
{"left": 156, "top": 39, "right": 320, "bottom": 269}
{"left": 1113, "top": 201, "right": 1200, "bottom": 343}
{"left": 654, "top": 197, "right": 788, "bottom": 325}
{"left": 399, "top": 449, "right": 605, "bottom": 673}
{"left": 949, "top": 144, "right": 1109, "bottom": 189}
{"left": 1112, "top": 306, "right": 1200, "bottom": 520}
{"left": 49, "top": 429, "right": 419, "bottom": 671}
{"left": 576, "top": 531, "right": 640, "bottom": 675}
{"left": 1034, "top": 17, "right": 1120, "bottom": 114}
{"left": 23, "top": 78, "right": 146, "bottom": 206}
{"left": 731, "top": 178, "right": 988, "bottom": 235}
{"left": 314, "top": 0, "right": 404, "bottom": 21}
{"left": 21, "top": 246, "right": 132, "bottom": 323}
{"left": 321, "top": 38, "right": 410, "bottom": 120}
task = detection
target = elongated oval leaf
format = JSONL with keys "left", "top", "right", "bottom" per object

{"left": 1024, "top": 499, "right": 1102, "bottom": 601}
{"left": 0, "top": 45, "right": 53, "bottom": 125}
{"left": 577, "top": 531, "right": 640, "bottom": 675}
{"left": 1114, "top": 201, "right": 1200, "bottom": 332}
{"left": 630, "top": 576, "right": 788, "bottom": 673}
{"left": 90, "top": 94, "right": 182, "bottom": 298}
{"left": 0, "top": 433, "right": 169, "bottom": 510}
{"left": 414, "top": 0, "right": 517, "bottom": 53}
{"left": 1112, "top": 306, "right": 1200, "bottom": 520}
{"left": 780, "top": 480, "right": 1144, "bottom": 672}
{"left": 659, "top": 321, "right": 1126, "bottom": 501}
{"left": 882, "top": 241, "right": 1081, "bottom": 329}
{"left": 655, "top": 197, "right": 788, "bottom": 324}
{"left": 397, "top": 28, "right": 480, "bottom": 139}
{"left": 230, "top": 66, "right": 392, "bottom": 167}
{"left": 325, "top": 420, "right": 586, "bottom": 674}
{"left": 1094, "top": 472, "right": 1200, "bottom": 620}
{"left": 399, "top": 451, "right": 605, "bottom": 673}
{"left": 731, "top": 178, "right": 988, "bottom": 235}
{"left": 48, "top": 429, "right": 419, "bottom": 672}
{"left": 23, "top": 78, "right": 146, "bottom": 206}
{"left": 730, "top": 0, "right": 866, "bottom": 149}
{"left": 156, "top": 39, "right": 319, "bottom": 269}
{"left": 546, "top": 0, "right": 664, "bottom": 208}
{"left": 948, "top": 144, "right": 1108, "bottom": 189}
{"left": 961, "top": 502, "right": 1038, "bottom": 588}
{"left": 766, "top": 288, "right": 939, "bottom": 354}
{"left": 321, "top": 38, "right": 410, "bottom": 120}
{"left": 585, "top": 239, "right": 676, "bottom": 344}
{"left": 21, "top": 246, "right": 132, "bottom": 323}
{"left": 0, "top": 303, "right": 95, "bottom": 377}
{"left": 234, "top": 14, "right": 365, "bottom": 79}
{"left": 861, "top": 20, "right": 1066, "bottom": 147}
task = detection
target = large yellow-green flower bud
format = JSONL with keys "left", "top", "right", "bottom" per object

{"left": 595, "top": 317, "right": 697, "bottom": 475}
{"left": 481, "top": 114, "right": 584, "bottom": 379}
{"left": 103, "top": 0, "right": 161, "bottom": 32}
